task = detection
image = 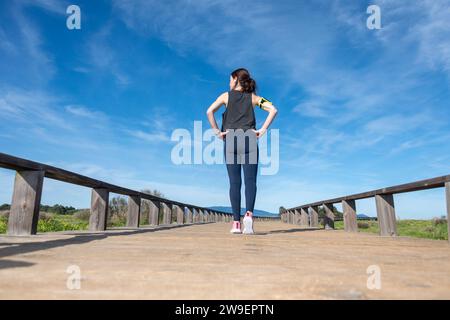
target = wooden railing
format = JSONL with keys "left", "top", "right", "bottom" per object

{"left": 282, "top": 175, "right": 450, "bottom": 242}
{"left": 0, "top": 152, "right": 277, "bottom": 236}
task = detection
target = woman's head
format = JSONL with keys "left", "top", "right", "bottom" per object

{"left": 230, "top": 68, "right": 256, "bottom": 93}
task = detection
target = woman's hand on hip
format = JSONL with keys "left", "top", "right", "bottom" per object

{"left": 216, "top": 129, "right": 229, "bottom": 140}
{"left": 253, "top": 128, "right": 267, "bottom": 138}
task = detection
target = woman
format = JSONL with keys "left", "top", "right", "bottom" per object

{"left": 206, "top": 68, "right": 278, "bottom": 234}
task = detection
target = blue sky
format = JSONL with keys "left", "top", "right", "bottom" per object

{"left": 0, "top": 0, "right": 449, "bottom": 218}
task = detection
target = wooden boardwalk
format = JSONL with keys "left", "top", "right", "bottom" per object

{"left": 1, "top": 221, "right": 449, "bottom": 299}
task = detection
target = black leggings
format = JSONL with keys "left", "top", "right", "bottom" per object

{"left": 224, "top": 131, "right": 258, "bottom": 222}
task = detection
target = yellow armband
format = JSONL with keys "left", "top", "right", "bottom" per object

{"left": 257, "top": 97, "right": 273, "bottom": 111}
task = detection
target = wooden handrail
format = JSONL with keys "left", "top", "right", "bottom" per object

{"left": 287, "top": 174, "right": 450, "bottom": 211}
{"left": 0, "top": 152, "right": 278, "bottom": 235}
{"left": 282, "top": 174, "right": 450, "bottom": 242}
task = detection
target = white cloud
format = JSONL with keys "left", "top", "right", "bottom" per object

{"left": 65, "top": 105, "right": 108, "bottom": 120}
{"left": 126, "top": 130, "right": 171, "bottom": 143}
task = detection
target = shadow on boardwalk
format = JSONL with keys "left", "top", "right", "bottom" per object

{"left": 0, "top": 223, "right": 205, "bottom": 264}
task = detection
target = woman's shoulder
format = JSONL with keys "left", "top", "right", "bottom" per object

{"left": 251, "top": 92, "right": 261, "bottom": 106}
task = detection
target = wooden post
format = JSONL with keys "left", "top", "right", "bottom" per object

{"left": 126, "top": 196, "right": 141, "bottom": 228}
{"left": 310, "top": 206, "right": 319, "bottom": 227}
{"left": 186, "top": 207, "right": 193, "bottom": 223}
{"left": 161, "top": 202, "right": 171, "bottom": 225}
{"left": 89, "top": 188, "right": 109, "bottom": 231}
{"left": 173, "top": 204, "right": 184, "bottom": 224}
{"left": 293, "top": 209, "right": 301, "bottom": 225}
{"left": 7, "top": 170, "right": 45, "bottom": 236}
{"left": 342, "top": 199, "right": 358, "bottom": 232}
{"left": 446, "top": 182, "right": 450, "bottom": 244}
{"left": 375, "top": 194, "right": 397, "bottom": 236}
{"left": 149, "top": 200, "right": 160, "bottom": 226}
{"left": 323, "top": 203, "right": 335, "bottom": 230}
{"left": 300, "top": 207, "right": 309, "bottom": 227}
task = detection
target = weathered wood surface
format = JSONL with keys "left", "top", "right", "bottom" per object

{"left": 173, "top": 205, "right": 184, "bottom": 225}
{"left": 446, "top": 182, "right": 450, "bottom": 243}
{"left": 323, "top": 203, "right": 335, "bottom": 230}
{"left": 126, "top": 196, "right": 141, "bottom": 228}
{"left": 8, "top": 170, "right": 45, "bottom": 236}
{"left": 309, "top": 206, "right": 319, "bottom": 227}
{"left": 342, "top": 199, "right": 357, "bottom": 232}
{"left": 2, "top": 221, "right": 450, "bottom": 299}
{"left": 185, "top": 207, "right": 193, "bottom": 224}
{"left": 161, "top": 202, "right": 172, "bottom": 225}
{"left": 375, "top": 194, "right": 397, "bottom": 236}
{"left": 293, "top": 210, "right": 300, "bottom": 225}
{"left": 148, "top": 200, "right": 159, "bottom": 226}
{"left": 300, "top": 208, "right": 309, "bottom": 227}
{"left": 89, "top": 188, "right": 109, "bottom": 231}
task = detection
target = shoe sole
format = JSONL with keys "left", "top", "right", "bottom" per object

{"left": 242, "top": 216, "right": 254, "bottom": 234}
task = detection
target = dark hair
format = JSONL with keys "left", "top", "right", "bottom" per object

{"left": 231, "top": 68, "right": 257, "bottom": 93}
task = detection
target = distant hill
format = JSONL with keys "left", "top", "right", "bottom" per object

{"left": 357, "top": 214, "right": 377, "bottom": 220}
{"left": 208, "top": 206, "right": 278, "bottom": 218}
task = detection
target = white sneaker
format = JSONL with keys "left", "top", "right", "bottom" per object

{"left": 230, "top": 221, "right": 242, "bottom": 234}
{"left": 242, "top": 212, "right": 254, "bottom": 234}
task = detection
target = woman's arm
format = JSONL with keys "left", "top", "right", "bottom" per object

{"left": 252, "top": 94, "right": 278, "bottom": 137}
{"left": 206, "top": 92, "right": 228, "bottom": 139}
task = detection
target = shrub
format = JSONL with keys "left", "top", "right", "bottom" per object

{"left": 357, "top": 222, "right": 369, "bottom": 229}
{"left": 39, "top": 212, "right": 53, "bottom": 221}
{"left": 0, "top": 210, "right": 9, "bottom": 219}
{"left": 37, "top": 217, "right": 88, "bottom": 232}
{"left": 74, "top": 209, "right": 91, "bottom": 221}
{"left": 0, "top": 216, "right": 7, "bottom": 234}
{"left": 432, "top": 217, "right": 447, "bottom": 226}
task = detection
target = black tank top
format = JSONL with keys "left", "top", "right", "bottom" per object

{"left": 221, "top": 90, "right": 256, "bottom": 131}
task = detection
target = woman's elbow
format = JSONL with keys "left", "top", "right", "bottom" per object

{"left": 272, "top": 107, "right": 278, "bottom": 115}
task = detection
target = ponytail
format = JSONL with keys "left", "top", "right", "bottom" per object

{"left": 231, "top": 68, "right": 257, "bottom": 93}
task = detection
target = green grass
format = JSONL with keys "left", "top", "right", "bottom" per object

{"left": 0, "top": 212, "right": 89, "bottom": 234}
{"left": 0, "top": 216, "right": 7, "bottom": 234}
{"left": 333, "top": 219, "right": 448, "bottom": 240}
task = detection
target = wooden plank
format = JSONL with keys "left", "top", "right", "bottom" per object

{"left": 446, "top": 182, "right": 450, "bottom": 244}
{"left": 89, "top": 188, "right": 109, "bottom": 231}
{"left": 300, "top": 207, "right": 309, "bottom": 227}
{"left": 126, "top": 196, "right": 141, "bottom": 228}
{"left": 342, "top": 199, "right": 357, "bottom": 232}
{"left": 7, "top": 170, "right": 44, "bottom": 236}
{"left": 375, "top": 194, "right": 397, "bottom": 236}
{"left": 323, "top": 203, "right": 335, "bottom": 230}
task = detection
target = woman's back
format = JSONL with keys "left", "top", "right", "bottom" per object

{"left": 221, "top": 90, "right": 256, "bottom": 131}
